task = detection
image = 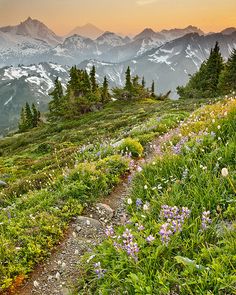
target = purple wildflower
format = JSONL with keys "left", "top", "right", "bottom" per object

{"left": 146, "top": 235, "right": 155, "bottom": 243}
{"left": 94, "top": 262, "right": 106, "bottom": 279}
{"left": 136, "top": 198, "right": 143, "bottom": 209}
{"left": 202, "top": 211, "right": 212, "bottom": 230}
{"left": 105, "top": 225, "right": 114, "bottom": 237}
{"left": 159, "top": 223, "right": 173, "bottom": 245}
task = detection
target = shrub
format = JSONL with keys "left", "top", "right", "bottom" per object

{"left": 119, "top": 138, "right": 143, "bottom": 158}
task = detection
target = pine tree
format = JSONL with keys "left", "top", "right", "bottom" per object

{"left": 90, "top": 65, "right": 97, "bottom": 93}
{"left": 25, "top": 102, "right": 33, "bottom": 128}
{"left": 125, "top": 66, "right": 132, "bottom": 91}
{"left": 151, "top": 81, "right": 156, "bottom": 98}
{"left": 32, "top": 103, "right": 40, "bottom": 127}
{"left": 49, "top": 77, "right": 64, "bottom": 118}
{"left": 142, "top": 76, "right": 146, "bottom": 88}
{"left": 218, "top": 49, "right": 236, "bottom": 95}
{"left": 18, "top": 107, "right": 27, "bottom": 132}
{"left": 101, "top": 76, "right": 110, "bottom": 103}
{"left": 177, "top": 42, "right": 224, "bottom": 99}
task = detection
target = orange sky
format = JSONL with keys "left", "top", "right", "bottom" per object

{"left": 0, "top": 0, "right": 235, "bottom": 35}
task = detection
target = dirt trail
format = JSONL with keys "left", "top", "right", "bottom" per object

{"left": 16, "top": 127, "right": 180, "bottom": 295}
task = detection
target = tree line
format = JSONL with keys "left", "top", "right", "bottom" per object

{"left": 177, "top": 42, "right": 236, "bottom": 99}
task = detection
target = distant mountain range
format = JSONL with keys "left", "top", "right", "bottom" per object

{"left": 0, "top": 17, "right": 236, "bottom": 135}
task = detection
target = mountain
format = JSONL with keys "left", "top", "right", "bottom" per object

{"left": 0, "top": 17, "right": 62, "bottom": 46}
{"left": 67, "top": 23, "right": 104, "bottom": 39}
{"left": 221, "top": 27, "right": 236, "bottom": 35}
{"left": 0, "top": 62, "right": 69, "bottom": 135}
{"left": 79, "top": 32, "right": 236, "bottom": 97}
{"left": 52, "top": 32, "right": 131, "bottom": 64}
{"left": 161, "top": 25, "right": 204, "bottom": 40}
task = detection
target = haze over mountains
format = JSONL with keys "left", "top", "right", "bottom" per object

{"left": 0, "top": 17, "right": 236, "bottom": 135}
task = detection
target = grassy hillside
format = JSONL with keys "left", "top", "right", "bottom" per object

{"left": 78, "top": 97, "right": 236, "bottom": 294}
{"left": 0, "top": 98, "right": 208, "bottom": 291}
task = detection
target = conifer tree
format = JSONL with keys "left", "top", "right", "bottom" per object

{"left": 177, "top": 42, "right": 224, "bottom": 98}
{"left": 151, "top": 81, "right": 156, "bottom": 98}
{"left": 101, "top": 76, "right": 110, "bottom": 103}
{"left": 25, "top": 102, "right": 33, "bottom": 128}
{"left": 125, "top": 66, "right": 132, "bottom": 91}
{"left": 218, "top": 48, "right": 236, "bottom": 94}
{"left": 18, "top": 107, "right": 27, "bottom": 132}
{"left": 142, "top": 76, "right": 146, "bottom": 88}
{"left": 32, "top": 103, "right": 40, "bottom": 127}
{"left": 49, "top": 77, "right": 64, "bottom": 118}
{"left": 90, "top": 65, "right": 97, "bottom": 93}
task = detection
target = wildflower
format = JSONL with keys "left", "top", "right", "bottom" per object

{"left": 137, "top": 166, "right": 143, "bottom": 172}
{"left": 217, "top": 125, "right": 221, "bottom": 130}
{"left": 146, "top": 235, "right": 155, "bottom": 243}
{"left": 159, "top": 223, "right": 173, "bottom": 245}
{"left": 127, "top": 198, "right": 133, "bottom": 205}
{"left": 86, "top": 254, "right": 95, "bottom": 263}
{"left": 136, "top": 198, "right": 143, "bottom": 209}
{"left": 144, "top": 184, "right": 148, "bottom": 190}
{"left": 94, "top": 262, "right": 106, "bottom": 279}
{"left": 221, "top": 167, "right": 229, "bottom": 177}
{"left": 55, "top": 272, "right": 61, "bottom": 281}
{"left": 105, "top": 225, "right": 114, "bottom": 237}
{"left": 143, "top": 202, "right": 150, "bottom": 211}
{"left": 201, "top": 211, "right": 212, "bottom": 230}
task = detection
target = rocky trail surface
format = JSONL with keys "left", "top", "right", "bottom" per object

{"left": 16, "top": 127, "right": 180, "bottom": 295}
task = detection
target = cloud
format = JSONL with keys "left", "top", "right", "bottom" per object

{"left": 136, "top": 0, "right": 157, "bottom": 6}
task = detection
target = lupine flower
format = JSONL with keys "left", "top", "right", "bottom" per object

{"left": 136, "top": 198, "right": 143, "bottom": 209}
{"left": 94, "top": 262, "right": 106, "bottom": 279}
{"left": 146, "top": 235, "right": 155, "bottom": 243}
{"left": 105, "top": 225, "right": 114, "bottom": 237}
{"left": 202, "top": 211, "right": 212, "bottom": 230}
{"left": 121, "top": 228, "right": 139, "bottom": 260}
{"left": 135, "top": 223, "right": 145, "bottom": 231}
{"left": 137, "top": 166, "right": 143, "bottom": 172}
{"left": 159, "top": 223, "right": 173, "bottom": 244}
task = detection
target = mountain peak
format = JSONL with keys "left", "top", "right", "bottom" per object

{"left": 134, "top": 28, "right": 165, "bottom": 41}
{"left": 221, "top": 27, "right": 236, "bottom": 35}
{"left": 0, "top": 17, "right": 62, "bottom": 46}
{"left": 67, "top": 23, "right": 104, "bottom": 39}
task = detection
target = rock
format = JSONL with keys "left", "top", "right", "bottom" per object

{"left": 76, "top": 226, "right": 82, "bottom": 233}
{"left": 76, "top": 216, "right": 102, "bottom": 230}
{"left": 0, "top": 180, "right": 7, "bottom": 187}
{"left": 95, "top": 203, "right": 114, "bottom": 220}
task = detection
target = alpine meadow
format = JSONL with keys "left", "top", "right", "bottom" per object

{"left": 0, "top": 1, "right": 236, "bottom": 294}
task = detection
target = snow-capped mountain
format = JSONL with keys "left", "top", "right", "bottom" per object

{"left": 160, "top": 25, "right": 204, "bottom": 40}
{"left": 221, "top": 27, "right": 236, "bottom": 35}
{"left": 0, "top": 17, "right": 62, "bottom": 46}
{"left": 0, "top": 63, "right": 69, "bottom": 135}
{"left": 67, "top": 23, "right": 104, "bottom": 39}
{"left": 79, "top": 32, "right": 236, "bottom": 98}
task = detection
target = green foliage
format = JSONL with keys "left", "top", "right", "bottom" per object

{"left": 178, "top": 42, "right": 224, "bottom": 99}
{"left": 119, "top": 137, "right": 143, "bottom": 158}
{"left": 18, "top": 103, "right": 41, "bottom": 132}
{"left": 80, "top": 97, "right": 236, "bottom": 294}
{"left": 218, "top": 48, "right": 236, "bottom": 95}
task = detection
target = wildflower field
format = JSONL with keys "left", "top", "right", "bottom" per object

{"left": 0, "top": 98, "right": 206, "bottom": 291}
{"left": 79, "top": 97, "right": 236, "bottom": 294}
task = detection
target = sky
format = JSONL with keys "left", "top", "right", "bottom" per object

{"left": 0, "top": 0, "right": 236, "bottom": 36}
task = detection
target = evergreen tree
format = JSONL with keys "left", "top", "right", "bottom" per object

{"left": 101, "top": 76, "right": 110, "bottom": 103}
{"left": 49, "top": 77, "right": 64, "bottom": 118}
{"left": 177, "top": 42, "right": 224, "bottom": 99}
{"left": 25, "top": 102, "right": 33, "bottom": 128}
{"left": 125, "top": 66, "right": 132, "bottom": 91}
{"left": 18, "top": 107, "right": 27, "bottom": 132}
{"left": 142, "top": 76, "right": 146, "bottom": 88}
{"left": 218, "top": 49, "right": 236, "bottom": 94}
{"left": 90, "top": 65, "right": 97, "bottom": 93}
{"left": 151, "top": 81, "right": 156, "bottom": 98}
{"left": 32, "top": 103, "right": 40, "bottom": 127}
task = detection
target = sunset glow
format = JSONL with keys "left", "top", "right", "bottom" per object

{"left": 0, "top": 0, "right": 235, "bottom": 35}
